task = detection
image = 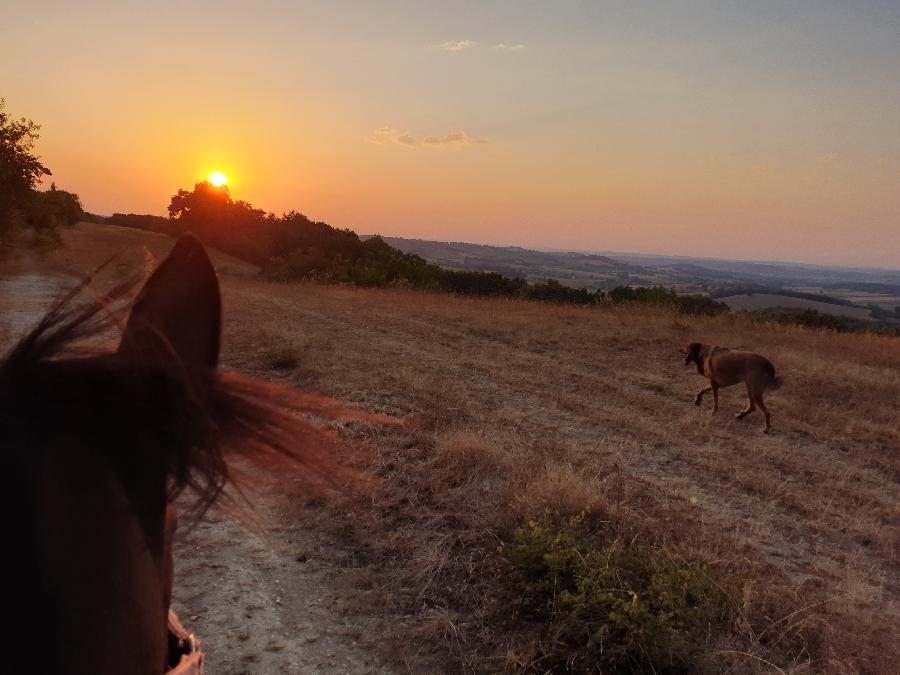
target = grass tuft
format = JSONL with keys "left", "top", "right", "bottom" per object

{"left": 264, "top": 342, "right": 304, "bottom": 371}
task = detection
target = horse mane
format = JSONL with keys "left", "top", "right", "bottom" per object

{"left": 0, "top": 276, "right": 383, "bottom": 520}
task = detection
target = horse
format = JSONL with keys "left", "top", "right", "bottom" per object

{"left": 0, "top": 233, "right": 380, "bottom": 673}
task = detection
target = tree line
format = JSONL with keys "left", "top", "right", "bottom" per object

{"left": 119, "top": 183, "right": 900, "bottom": 332}
{"left": 111, "top": 180, "right": 723, "bottom": 314}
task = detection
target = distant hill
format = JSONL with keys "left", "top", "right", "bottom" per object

{"left": 366, "top": 236, "right": 668, "bottom": 291}
{"left": 364, "top": 235, "right": 900, "bottom": 320}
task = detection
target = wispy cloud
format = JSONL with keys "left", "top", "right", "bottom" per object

{"left": 423, "top": 131, "right": 488, "bottom": 146}
{"left": 368, "top": 127, "right": 395, "bottom": 145}
{"left": 817, "top": 152, "right": 841, "bottom": 165}
{"left": 368, "top": 127, "right": 488, "bottom": 148}
{"left": 439, "top": 40, "right": 475, "bottom": 52}
{"left": 432, "top": 40, "right": 524, "bottom": 54}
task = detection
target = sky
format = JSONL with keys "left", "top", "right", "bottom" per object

{"left": 2, "top": 1, "right": 899, "bottom": 268}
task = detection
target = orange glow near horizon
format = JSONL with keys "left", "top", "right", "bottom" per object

{"left": 2, "top": 2, "right": 899, "bottom": 268}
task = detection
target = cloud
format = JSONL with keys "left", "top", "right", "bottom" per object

{"left": 432, "top": 40, "right": 524, "bottom": 54}
{"left": 422, "top": 131, "right": 488, "bottom": 146}
{"left": 493, "top": 43, "right": 525, "bottom": 52}
{"left": 817, "top": 152, "right": 841, "bottom": 165}
{"left": 368, "top": 127, "right": 399, "bottom": 145}
{"left": 439, "top": 40, "right": 475, "bottom": 52}
{"left": 368, "top": 127, "right": 488, "bottom": 148}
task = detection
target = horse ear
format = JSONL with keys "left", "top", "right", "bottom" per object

{"left": 118, "top": 233, "right": 221, "bottom": 368}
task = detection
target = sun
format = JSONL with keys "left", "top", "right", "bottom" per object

{"left": 208, "top": 171, "right": 228, "bottom": 187}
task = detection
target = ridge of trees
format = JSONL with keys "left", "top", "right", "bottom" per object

{"left": 131, "top": 181, "right": 724, "bottom": 314}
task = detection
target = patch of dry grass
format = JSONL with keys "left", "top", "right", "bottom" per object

{"left": 227, "top": 284, "right": 899, "bottom": 673}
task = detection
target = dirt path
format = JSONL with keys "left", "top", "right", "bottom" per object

{"left": 172, "top": 509, "right": 393, "bottom": 675}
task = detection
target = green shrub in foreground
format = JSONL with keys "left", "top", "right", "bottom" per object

{"left": 502, "top": 515, "right": 737, "bottom": 674}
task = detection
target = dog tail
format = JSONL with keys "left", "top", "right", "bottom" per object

{"left": 765, "top": 362, "right": 784, "bottom": 390}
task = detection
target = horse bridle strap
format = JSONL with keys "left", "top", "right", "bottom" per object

{"left": 166, "top": 611, "right": 204, "bottom": 675}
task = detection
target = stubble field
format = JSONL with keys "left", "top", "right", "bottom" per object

{"left": 2, "top": 222, "right": 898, "bottom": 673}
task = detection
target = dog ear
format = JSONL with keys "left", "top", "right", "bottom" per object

{"left": 682, "top": 342, "right": 702, "bottom": 365}
{"left": 118, "top": 233, "right": 221, "bottom": 368}
{"left": 689, "top": 343, "right": 706, "bottom": 373}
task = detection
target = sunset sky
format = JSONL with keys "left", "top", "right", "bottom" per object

{"left": 2, "top": 1, "right": 898, "bottom": 267}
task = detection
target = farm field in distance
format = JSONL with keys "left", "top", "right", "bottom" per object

{"left": 2, "top": 222, "right": 899, "bottom": 673}
{"left": 794, "top": 287, "right": 900, "bottom": 312}
{"left": 717, "top": 293, "right": 875, "bottom": 319}
{"left": 374, "top": 235, "right": 900, "bottom": 322}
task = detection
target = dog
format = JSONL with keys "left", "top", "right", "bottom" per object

{"left": 679, "top": 342, "right": 783, "bottom": 433}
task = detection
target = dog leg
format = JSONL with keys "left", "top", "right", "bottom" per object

{"left": 736, "top": 383, "right": 755, "bottom": 419}
{"left": 710, "top": 383, "right": 719, "bottom": 415}
{"left": 694, "top": 385, "right": 711, "bottom": 406}
{"left": 735, "top": 402, "right": 755, "bottom": 419}
{"left": 754, "top": 392, "right": 771, "bottom": 433}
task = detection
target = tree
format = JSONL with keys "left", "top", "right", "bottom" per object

{"left": 1, "top": 99, "right": 52, "bottom": 244}
{"left": 168, "top": 181, "right": 270, "bottom": 262}
{"left": 28, "top": 183, "right": 84, "bottom": 230}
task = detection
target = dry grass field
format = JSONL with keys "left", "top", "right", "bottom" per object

{"left": 3, "top": 223, "right": 899, "bottom": 673}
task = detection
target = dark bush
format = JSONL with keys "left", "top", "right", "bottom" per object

{"left": 26, "top": 184, "right": 83, "bottom": 231}
{"left": 608, "top": 285, "right": 728, "bottom": 316}
{"left": 747, "top": 308, "right": 900, "bottom": 337}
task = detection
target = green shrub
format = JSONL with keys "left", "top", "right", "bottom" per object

{"left": 502, "top": 515, "right": 737, "bottom": 673}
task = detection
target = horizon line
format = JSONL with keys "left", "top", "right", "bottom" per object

{"left": 361, "top": 233, "right": 900, "bottom": 274}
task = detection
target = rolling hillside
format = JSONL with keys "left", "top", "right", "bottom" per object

{"left": 370, "top": 235, "right": 900, "bottom": 320}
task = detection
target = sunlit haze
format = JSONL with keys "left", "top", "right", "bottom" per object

{"left": 2, "top": 1, "right": 898, "bottom": 267}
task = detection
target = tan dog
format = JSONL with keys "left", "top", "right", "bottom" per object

{"left": 680, "top": 342, "right": 783, "bottom": 433}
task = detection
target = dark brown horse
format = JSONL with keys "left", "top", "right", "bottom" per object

{"left": 0, "top": 234, "right": 382, "bottom": 674}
